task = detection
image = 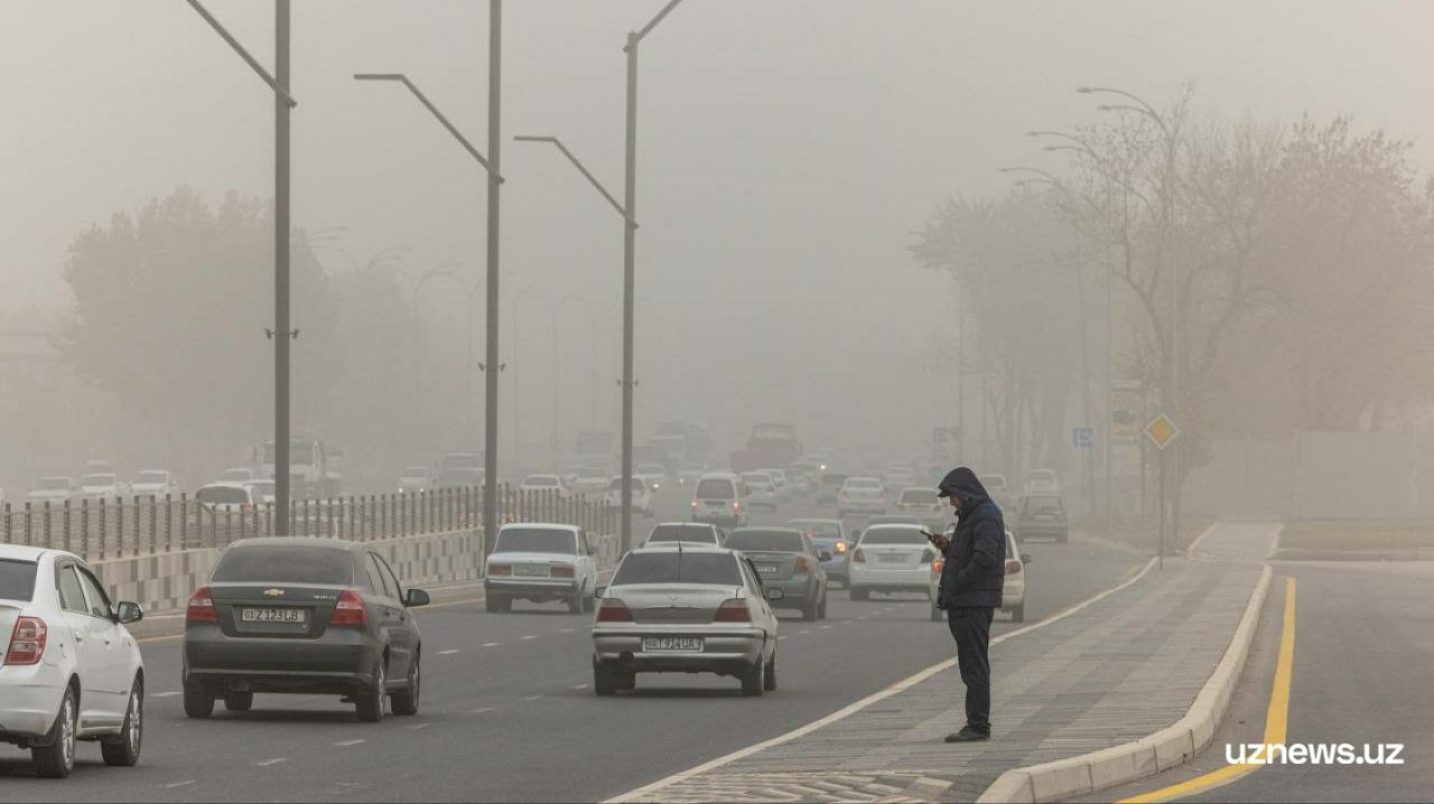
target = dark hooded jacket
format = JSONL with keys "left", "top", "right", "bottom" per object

{"left": 936, "top": 467, "right": 1005, "bottom": 609}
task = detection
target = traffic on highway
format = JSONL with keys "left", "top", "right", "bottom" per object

{"left": 4, "top": 3, "right": 1433, "bottom": 803}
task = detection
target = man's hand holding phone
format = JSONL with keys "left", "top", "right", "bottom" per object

{"left": 922, "top": 528, "right": 950, "bottom": 553}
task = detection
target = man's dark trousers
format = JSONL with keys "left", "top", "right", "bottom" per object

{"left": 947, "top": 606, "right": 994, "bottom": 734}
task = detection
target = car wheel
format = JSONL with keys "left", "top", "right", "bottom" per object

{"left": 582, "top": 591, "right": 596, "bottom": 613}
{"left": 593, "top": 661, "right": 620, "bottom": 696}
{"left": 32, "top": 686, "right": 77, "bottom": 778}
{"left": 1010, "top": 603, "right": 1025, "bottom": 623}
{"left": 103, "top": 679, "right": 144, "bottom": 767}
{"left": 567, "top": 590, "right": 584, "bottom": 614}
{"left": 817, "top": 593, "right": 828, "bottom": 620}
{"left": 223, "top": 691, "right": 253, "bottom": 712}
{"left": 183, "top": 685, "right": 215, "bottom": 719}
{"left": 763, "top": 651, "right": 778, "bottom": 692}
{"left": 356, "top": 660, "right": 386, "bottom": 723}
{"left": 740, "top": 657, "right": 765, "bottom": 697}
{"left": 850, "top": 586, "right": 869, "bottom": 602}
{"left": 801, "top": 596, "right": 817, "bottom": 622}
{"left": 391, "top": 653, "right": 420, "bottom": 716}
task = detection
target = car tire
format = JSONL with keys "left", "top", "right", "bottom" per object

{"left": 223, "top": 691, "right": 253, "bottom": 712}
{"left": 801, "top": 596, "right": 818, "bottom": 622}
{"left": 582, "top": 591, "right": 596, "bottom": 614}
{"left": 763, "top": 652, "right": 778, "bottom": 692}
{"left": 183, "top": 686, "right": 215, "bottom": 719}
{"left": 741, "top": 658, "right": 765, "bottom": 697}
{"left": 593, "top": 662, "right": 620, "bottom": 696}
{"left": 391, "top": 653, "right": 420, "bottom": 716}
{"left": 356, "top": 660, "right": 386, "bottom": 723}
{"left": 567, "top": 590, "right": 583, "bottom": 614}
{"left": 850, "top": 586, "right": 869, "bottom": 602}
{"left": 32, "top": 686, "right": 77, "bottom": 778}
{"left": 1010, "top": 603, "right": 1025, "bottom": 623}
{"left": 102, "top": 679, "right": 144, "bottom": 767}
{"left": 817, "top": 593, "right": 828, "bottom": 620}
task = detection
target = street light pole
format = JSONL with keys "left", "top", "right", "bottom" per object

{"left": 550, "top": 295, "right": 585, "bottom": 468}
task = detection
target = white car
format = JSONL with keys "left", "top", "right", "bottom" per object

{"left": 740, "top": 472, "right": 779, "bottom": 511}
{"left": 77, "top": 473, "right": 126, "bottom": 502}
{"left": 634, "top": 463, "right": 668, "bottom": 493}
{"left": 130, "top": 469, "right": 179, "bottom": 499}
{"left": 398, "top": 466, "right": 432, "bottom": 494}
{"left": 1024, "top": 468, "right": 1059, "bottom": 496}
{"left": 979, "top": 473, "right": 1013, "bottom": 509}
{"left": 929, "top": 528, "right": 1029, "bottom": 622}
{"left": 573, "top": 468, "right": 610, "bottom": 498}
{"left": 897, "top": 487, "right": 946, "bottom": 526}
{"left": 521, "top": 474, "right": 570, "bottom": 499}
{"left": 882, "top": 466, "right": 916, "bottom": 491}
{"left": 216, "top": 467, "right": 256, "bottom": 485}
{"left": 848, "top": 524, "right": 938, "bottom": 601}
{"left": 193, "top": 483, "right": 257, "bottom": 514}
{"left": 605, "top": 476, "right": 654, "bottom": 516}
{"left": 242, "top": 480, "right": 276, "bottom": 506}
{"left": 28, "top": 477, "right": 76, "bottom": 505}
{"left": 0, "top": 545, "right": 146, "bottom": 777}
{"left": 690, "top": 473, "right": 749, "bottom": 528}
{"left": 838, "top": 476, "right": 888, "bottom": 516}
{"left": 483, "top": 524, "right": 599, "bottom": 613}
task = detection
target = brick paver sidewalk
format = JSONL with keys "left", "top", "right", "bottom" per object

{"left": 616, "top": 524, "right": 1278, "bottom": 803}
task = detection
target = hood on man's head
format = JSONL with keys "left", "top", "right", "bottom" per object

{"left": 937, "top": 467, "right": 990, "bottom": 504}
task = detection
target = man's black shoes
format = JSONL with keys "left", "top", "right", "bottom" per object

{"left": 944, "top": 726, "right": 990, "bottom": 743}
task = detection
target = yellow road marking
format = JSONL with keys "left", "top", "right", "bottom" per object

{"left": 1118, "top": 576, "right": 1297, "bottom": 803}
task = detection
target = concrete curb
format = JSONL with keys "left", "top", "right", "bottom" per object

{"left": 977, "top": 563, "right": 1274, "bottom": 804}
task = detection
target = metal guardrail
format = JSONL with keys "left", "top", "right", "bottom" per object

{"left": 0, "top": 485, "right": 616, "bottom": 562}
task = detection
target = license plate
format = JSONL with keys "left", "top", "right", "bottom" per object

{"left": 755, "top": 563, "right": 780, "bottom": 575}
{"left": 879, "top": 554, "right": 908, "bottom": 564}
{"left": 643, "top": 637, "right": 703, "bottom": 653}
{"left": 514, "top": 565, "right": 551, "bottom": 578}
{"left": 241, "top": 607, "right": 307, "bottom": 624}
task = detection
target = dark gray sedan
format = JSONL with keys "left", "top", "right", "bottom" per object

{"left": 724, "top": 528, "right": 830, "bottom": 621}
{"left": 182, "top": 538, "right": 430, "bottom": 723}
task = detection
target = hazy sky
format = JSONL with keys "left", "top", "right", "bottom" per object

{"left": 5, "top": 1, "right": 1433, "bottom": 461}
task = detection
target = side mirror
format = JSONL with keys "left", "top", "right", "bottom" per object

{"left": 404, "top": 589, "right": 431, "bottom": 608}
{"left": 818, "top": 550, "right": 833, "bottom": 562}
{"left": 114, "top": 601, "right": 144, "bottom": 625}
{"left": 1021, "top": 554, "right": 1033, "bottom": 565}
{"left": 765, "top": 587, "right": 785, "bottom": 601}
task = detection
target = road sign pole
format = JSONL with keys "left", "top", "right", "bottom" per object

{"left": 1157, "top": 448, "right": 1166, "bottom": 571}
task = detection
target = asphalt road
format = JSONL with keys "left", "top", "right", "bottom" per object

{"left": 1087, "top": 560, "right": 1434, "bottom": 804}
{"left": 0, "top": 493, "right": 1144, "bottom": 802}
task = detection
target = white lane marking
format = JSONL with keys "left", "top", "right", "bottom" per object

{"left": 820, "top": 625, "right": 832, "bottom": 630}
{"left": 573, "top": 683, "right": 590, "bottom": 690}
{"left": 165, "top": 781, "right": 196, "bottom": 789}
{"left": 777, "top": 636, "right": 787, "bottom": 641}
{"left": 408, "top": 723, "right": 431, "bottom": 731}
{"left": 605, "top": 556, "right": 1160, "bottom": 804}
{"left": 256, "top": 758, "right": 287, "bottom": 767}
{"left": 521, "top": 635, "right": 537, "bottom": 641}
{"left": 153, "top": 691, "right": 181, "bottom": 698}
{"left": 439, "top": 649, "right": 461, "bottom": 655}
{"left": 482, "top": 642, "right": 500, "bottom": 647}
{"left": 334, "top": 739, "right": 366, "bottom": 747}
{"left": 798, "top": 630, "right": 811, "bottom": 635}
{"left": 560, "top": 628, "right": 576, "bottom": 634}
{"left": 470, "top": 707, "right": 494, "bottom": 714}
{"left": 523, "top": 694, "right": 543, "bottom": 701}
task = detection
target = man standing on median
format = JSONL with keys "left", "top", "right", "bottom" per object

{"left": 933, "top": 467, "right": 1005, "bottom": 743}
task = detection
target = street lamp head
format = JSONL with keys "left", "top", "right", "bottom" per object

{"left": 513, "top": 135, "right": 559, "bottom": 144}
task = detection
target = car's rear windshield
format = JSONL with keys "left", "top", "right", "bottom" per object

{"left": 81, "top": 474, "right": 115, "bottom": 486}
{"left": 695, "top": 478, "right": 735, "bottom": 498}
{"left": 0, "top": 559, "right": 38, "bottom": 601}
{"left": 647, "top": 524, "right": 718, "bottom": 544}
{"left": 861, "top": 527, "right": 927, "bottom": 545}
{"left": 197, "top": 486, "right": 249, "bottom": 505}
{"left": 846, "top": 478, "right": 880, "bottom": 488}
{"left": 495, "top": 528, "right": 576, "bottom": 555}
{"left": 212, "top": 546, "right": 354, "bottom": 585}
{"left": 901, "top": 489, "right": 938, "bottom": 503}
{"left": 790, "top": 521, "right": 842, "bottom": 540}
{"left": 1024, "top": 496, "right": 1064, "bottom": 514}
{"left": 612, "top": 552, "right": 741, "bottom": 586}
{"left": 437, "top": 469, "right": 482, "bottom": 486}
{"left": 135, "top": 471, "right": 168, "bottom": 484}
{"left": 1028, "top": 470, "right": 1055, "bottom": 481}
{"left": 724, "top": 530, "right": 806, "bottom": 553}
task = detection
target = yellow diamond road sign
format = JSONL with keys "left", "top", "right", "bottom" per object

{"left": 1145, "top": 414, "right": 1180, "bottom": 450}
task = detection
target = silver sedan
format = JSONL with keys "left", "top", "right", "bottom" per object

{"left": 592, "top": 544, "right": 783, "bottom": 696}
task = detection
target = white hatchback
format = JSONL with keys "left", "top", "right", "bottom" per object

{"left": 0, "top": 546, "right": 146, "bottom": 777}
{"left": 605, "top": 476, "right": 654, "bottom": 516}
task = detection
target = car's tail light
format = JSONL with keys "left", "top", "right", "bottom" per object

{"left": 932, "top": 558, "right": 945, "bottom": 574}
{"left": 186, "top": 587, "right": 217, "bottom": 623}
{"left": 795, "top": 555, "right": 812, "bottom": 574}
{"left": 328, "top": 589, "right": 368, "bottom": 627}
{"left": 690, "top": 500, "right": 698, "bottom": 509}
{"left": 551, "top": 565, "right": 575, "bottom": 578}
{"left": 732, "top": 501, "right": 742, "bottom": 511}
{"left": 5, "top": 616, "right": 48, "bottom": 665}
{"left": 1005, "top": 559, "right": 1023, "bottom": 576}
{"left": 596, "top": 599, "right": 633, "bottom": 622}
{"left": 853, "top": 548, "right": 866, "bottom": 563}
{"left": 835, "top": 541, "right": 848, "bottom": 554}
{"left": 713, "top": 599, "right": 751, "bottom": 623}
{"left": 488, "top": 563, "right": 512, "bottom": 576}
